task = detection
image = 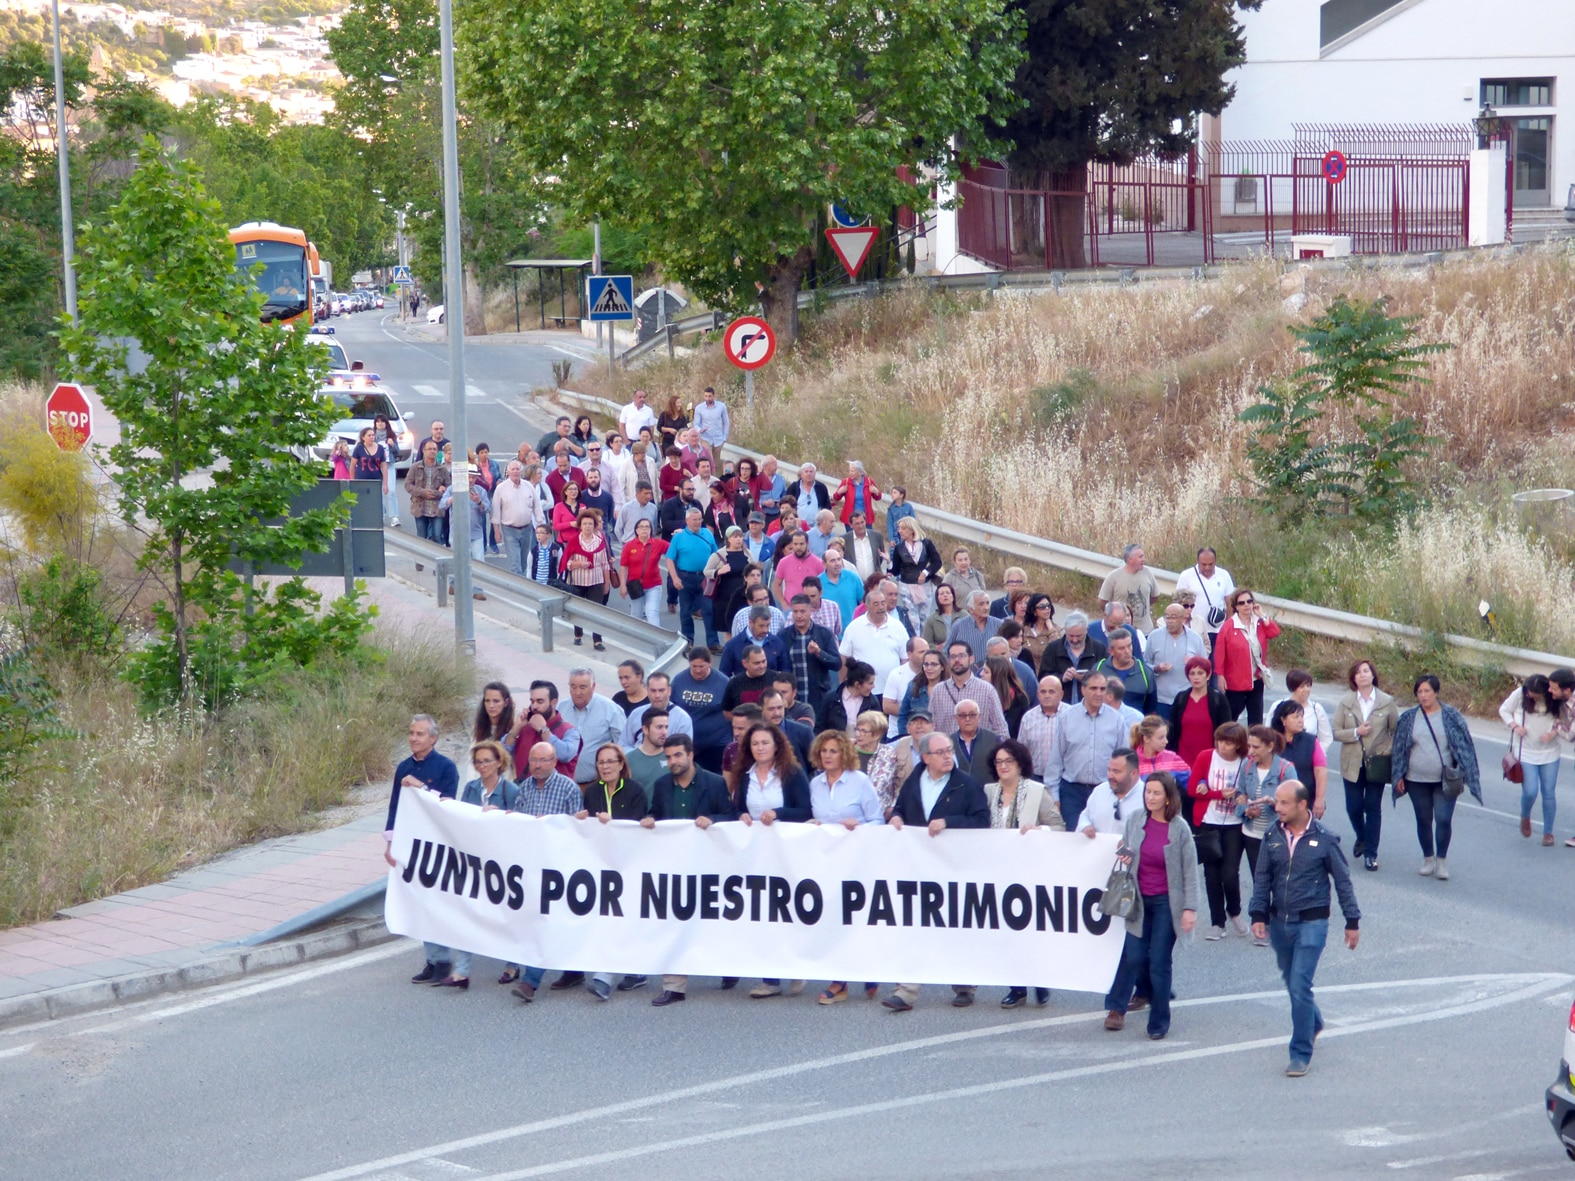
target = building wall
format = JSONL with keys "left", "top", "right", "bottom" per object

{"left": 1223, "top": 0, "right": 1574, "bottom": 206}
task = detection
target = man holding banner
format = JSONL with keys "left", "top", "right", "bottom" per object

{"left": 882, "top": 731, "right": 991, "bottom": 1012}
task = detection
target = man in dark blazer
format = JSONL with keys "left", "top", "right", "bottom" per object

{"left": 950, "top": 700, "right": 1000, "bottom": 782}
{"left": 883, "top": 730, "right": 990, "bottom": 1013}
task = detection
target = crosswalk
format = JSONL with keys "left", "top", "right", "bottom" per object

{"left": 401, "top": 382, "right": 492, "bottom": 401}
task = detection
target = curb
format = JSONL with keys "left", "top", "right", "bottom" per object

{"left": 0, "top": 914, "right": 396, "bottom": 1032}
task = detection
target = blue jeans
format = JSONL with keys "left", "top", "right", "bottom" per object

{"left": 677, "top": 571, "right": 718, "bottom": 647}
{"left": 1520, "top": 759, "right": 1560, "bottom": 835}
{"left": 415, "top": 515, "right": 442, "bottom": 544}
{"left": 422, "top": 941, "right": 451, "bottom": 967}
{"left": 501, "top": 525, "right": 530, "bottom": 576}
{"left": 1406, "top": 780, "right": 1455, "bottom": 858}
{"left": 1104, "top": 893, "right": 1176, "bottom": 1036}
{"left": 1269, "top": 917, "right": 1328, "bottom": 1063}
{"left": 1344, "top": 773, "right": 1384, "bottom": 857}
{"left": 1059, "top": 781, "right": 1096, "bottom": 833}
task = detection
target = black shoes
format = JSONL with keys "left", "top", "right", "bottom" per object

{"left": 1353, "top": 840, "right": 1365, "bottom": 859}
{"left": 433, "top": 976, "right": 469, "bottom": 990}
{"left": 882, "top": 995, "right": 913, "bottom": 1012}
{"left": 411, "top": 961, "right": 449, "bottom": 983}
{"left": 718, "top": 977, "right": 739, "bottom": 990}
{"left": 1000, "top": 988, "right": 1027, "bottom": 1009}
{"left": 617, "top": 974, "right": 649, "bottom": 992}
{"left": 651, "top": 990, "right": 685, "bottom": 1007}
{"left": 1364, "top": 855, "right": 1379, "bottom": 872}
{"left": 550, "top": 972, "right": 586, "bottom": 990}
{"left": 951, "top": 991, "right": 974, "bottom": 1008}
{"left": 1034, "top": 988, "right": 1051, "bottom": 1006}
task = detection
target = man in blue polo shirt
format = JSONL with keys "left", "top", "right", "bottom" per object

{"left": 384, "top": 714, "right": 459, "bottom": 984}
{"left": 664, "top": 505, "right": 721, "bottom": 650}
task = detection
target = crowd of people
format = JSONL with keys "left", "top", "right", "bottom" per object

{"left": 381, "top": 387, "right": 1569, "bottom": 1077}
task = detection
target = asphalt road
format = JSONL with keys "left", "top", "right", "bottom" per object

{"left": 7, "top": 316, "right": 1574, "bottom": 1178}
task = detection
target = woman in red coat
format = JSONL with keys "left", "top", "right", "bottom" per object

{"left": 1212, "top": 587, "right": 1280, "bottom": 725}
{"left": 830, "top": 460, "right": 881, "bottom": 527}
{"left": 619, "top": 518, "right": 668, "bottom": 628}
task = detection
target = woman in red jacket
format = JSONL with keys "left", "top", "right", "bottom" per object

{"left": 1212, "top": 588, "right": 1280, "bottom": 725}
{"left": 830, "top": 460, "right": 881, "bottom": 527}
{"left": 1187, "top": 721, "right": 1250, "bottom": 940}
{"left": 619, "top": 518, "right": 668, "bottom": 628}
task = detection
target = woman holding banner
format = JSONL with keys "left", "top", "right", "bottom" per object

{"left": 729, "top": 723, "right": 812, "bottom": 999}
{"left": 983, "top": 738, "right": 1061, "bottom": 1010}
{"left": 807, "top": 729, "right": 884, "bottom": 1005}
{"left": 1103, "top": 773, "right": 1199, "bottom": 1040}
{"left": 579, "top": 745, "right": 652, "bottom": 1001}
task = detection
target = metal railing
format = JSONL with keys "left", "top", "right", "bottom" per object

{"left": 617, "top": 310, "right": 726, "bottom": 368}
{"left": 383, "top": 531, "right": 689, "bottom": 674}
{"left": 549, "top": 389, "right": 1572, "bottom": 678}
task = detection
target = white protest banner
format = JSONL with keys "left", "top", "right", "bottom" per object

{"left": 386, "top": 788, "right": 1126, "bottom": 990}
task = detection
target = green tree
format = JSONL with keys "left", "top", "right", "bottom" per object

{"left": 62, "top": 139, "right": 361, "bottom": 706}
{"left": 1000, "top": 0, "right": 1259, "bottom": 268}
{"left": 457, "top": 0, "right": 1024, "bottom": 339}
{"left": 1238, "top": 296, "right": 1447, "bottom": 523}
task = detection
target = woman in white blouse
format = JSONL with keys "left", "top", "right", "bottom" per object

{"left": 1502, "top": 673, "right": 1563, "bottom": 845}
{"left": 808, "top": 730, "right": 884, "bottom": 1005}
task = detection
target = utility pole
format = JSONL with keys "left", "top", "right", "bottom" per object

{"left": 592, "top": 221, "right": 602, "bottom": 350}
{"left": 51, "top": 0, "right": 76, "bottom": 320}
{"left": 437, "top": 0, "right": 472, "bottom": 654}
{"left": 395, "top": 208, "right": 407, "bottom": 319}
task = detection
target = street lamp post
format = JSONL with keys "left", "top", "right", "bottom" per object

{"left": 51, "top": 0, "right": 75, "bottom": 321}
{"left": 436, "top": 0, "right": 472, "bottom": 654}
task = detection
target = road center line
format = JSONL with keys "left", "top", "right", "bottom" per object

{"left": 299, "top": 971, "right": 1571, "bottom": 1181}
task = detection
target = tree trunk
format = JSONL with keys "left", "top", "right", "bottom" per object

{"left": 463, "top": 261, "right": 487, "bottom": 336}
{"left": 759, "top": 245, "right": 814, "bottom": 342}
{"left": 1047, "top": 162, "right": 1089, "bottom": 270}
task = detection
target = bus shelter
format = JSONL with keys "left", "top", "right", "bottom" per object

{"left": 505, "top": 258, "right": 594, "bottom": 332}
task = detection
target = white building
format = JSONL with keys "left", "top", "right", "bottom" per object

{"left": 1213, "top": 0, "right": 1574, "bottom": 209}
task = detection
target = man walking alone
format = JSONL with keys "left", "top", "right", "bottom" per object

{"left": 1249, "top": 780, "right": 1360, "bottom": 1078}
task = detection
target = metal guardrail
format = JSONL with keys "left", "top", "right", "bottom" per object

{"left": 383, "top": 531, "right": 689, "bottom": 675}
{"left": 550, "top": 389, "right": 1572, "bottom": 679}
{"left": 618, "top": 310, "right": 726, "bottom": 368}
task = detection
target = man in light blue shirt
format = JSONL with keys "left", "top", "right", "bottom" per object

{"left": 1042, "top": 671, "right": 1127, "bottom": 831}
{"left": 693, "top": 386, "right": 730, "bottom": 452}
{"left": 619, "top": 672, "right": 695, "bottom": 745}
{"left": 1145, "top": 603, "right": 1207, "bottom": 719}
{"left": 818, "top": 546, "right": 864, "bottom": 626}
{"left": 664, "top": 507, "right": 721, "bottom": 649}
{"left": 562, "top": 669, "right": 628, "bottom": 786}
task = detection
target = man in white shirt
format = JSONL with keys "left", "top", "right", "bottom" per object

{"left": 1174, "top": 546, "right": 1235, "bottom": 649}
{"left": 491, "top": 460, "right": 535, "bottom": 575}
{"left": 1076, "top": 749, "right": 1145, "bottom": 836}
{"left": 619, "top": 389, "right": 657, "bottom": 442}
{"left": 882, "top": 636, "right": 929, "bottom": 739}
{"left": 840, "top": 587, "right": 908, "bottom": 714}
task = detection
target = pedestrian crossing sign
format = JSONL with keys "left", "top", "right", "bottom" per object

{"left": 587, "top": 274, "right": 635, "bottom": 321}
{"left": 392, "top": 265, "right": 414, "bottom": 286}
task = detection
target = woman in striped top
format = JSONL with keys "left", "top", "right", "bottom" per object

{"left": 561, "top": 508, "right": 613, "bottom": 650}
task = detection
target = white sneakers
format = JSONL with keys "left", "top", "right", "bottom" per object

{"left": 1435, "top": 858, "right": 1449, "bottom": 880}
{"left": 1419, "top": 856, "right": 1436, "bottom": 877}
{"left": 1204, "top": 926, "right": 1227, "bottom": 941}
{"left": 1230, "top": 915, "right": 1249, "bottom": 937}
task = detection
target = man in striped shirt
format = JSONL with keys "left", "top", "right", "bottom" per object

{"left": 927, "top": 640, "right": 1008, "bottom": 738}
{"left": 507, "top": 741, "right": 585, "bottom": 1003}
{"left": 1018, "top": 675, "right": 1066, "bottom": 787}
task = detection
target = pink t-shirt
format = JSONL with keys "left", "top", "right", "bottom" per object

{"left": 1137, "top": 817, "right": 1171, "bottom": 896}
{"left": 775, "top": 551, "right": 825, "bottom": 601}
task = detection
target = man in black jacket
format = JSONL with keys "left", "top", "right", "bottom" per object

{"left": 883, "top": 732, "right": 990, "bottom": 1013}
{"left": 779, "top": 594, "right": 842, "bottom": 716}
{"left": 1038, "top": 610, "right": 1107, "bottom": 704}
{"left": 640, "top": 734, "right": 737, "bottom": 1006}
{"left": 1249, "top": 780, "right": 1361, "bottom": 1078}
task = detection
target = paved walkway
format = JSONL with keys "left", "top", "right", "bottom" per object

{"left": 0, "top": 558, "right": 636, "bottom": 1025}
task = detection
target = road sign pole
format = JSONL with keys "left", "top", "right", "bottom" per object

{"left": 51, "top": 0, "right": 76, "bottom": 321}
{"left": 745, "top": 369, "right": 753, "bottom": 409}
{"left": 436, "top": 0, "right": 472, "bottom": 654}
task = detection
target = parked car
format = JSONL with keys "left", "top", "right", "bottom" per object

{"left": 427, "top": 304, "right": 445, "bottom": 324}
{"left": 1549, "top": 993, "right": 1575, "bottom": 1159}
{"left": 298, "top": 386, "right": 416, "bottom": 473}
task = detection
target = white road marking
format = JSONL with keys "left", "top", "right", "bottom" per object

{"left": 1387, "top": 1148, "right": 1500, "bottom": 1169}
{"left": 0, "top": 1042, "right": 35, "bottom": 1060}
{"left": 298, "top": 972, "right": 1571, "bottom": 1181}
{"left": 413, "top": 385, "right": 445, "bottom": 400}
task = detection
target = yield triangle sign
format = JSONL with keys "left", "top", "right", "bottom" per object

{"left": 825, "top": 226, "right": 879, "bottom": 279}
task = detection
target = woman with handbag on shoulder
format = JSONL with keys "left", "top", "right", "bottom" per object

{"left": 1102, "top": 773, "right": 1198, "bottom": 1041}
{"left": 1212, "top": 588, "right": 1279, "bottom": 725}
{"left": 1392, "top": 674, "right": 1482, "bottom": 881}
{"left": 1500, "top": 673, "right": 1561, "bottom": 845}
{"left": 619, "top": 517, "right": 668, "bottom": 628}
{"left": 1331, "top": 659, "right": 1399, "bottom": 873}
{"left": 561, "top": 508, "right": 613, "bottom": 651}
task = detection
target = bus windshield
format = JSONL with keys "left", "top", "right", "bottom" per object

{"left": 235, "top": 239, "right": 310, "bottom": 322}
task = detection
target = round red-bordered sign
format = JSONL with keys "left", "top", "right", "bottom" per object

{"left": 1321, "top": 150, "right": 1348, "bottom": 184}
{"left": 722, "top": 316, "right": 776, "bottom": 371}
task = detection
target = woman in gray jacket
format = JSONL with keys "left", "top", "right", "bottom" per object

{"left": 1103, "top": 773, "right": 1199, "bottom": 1041}
{"left": 1331, "top": 659, "right": 1401, "bottom": 874}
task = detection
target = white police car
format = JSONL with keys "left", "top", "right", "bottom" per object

{"left": 297, "top": 380, "right": 416, "bottom": 473}
{"left": 1548, "top": 994, "right": 1575, "bottom": 1159}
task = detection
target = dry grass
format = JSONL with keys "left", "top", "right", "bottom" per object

{"left": 568, "top": 245, "right": 1575, "bottom": 657}
{"left": 0, "top": 627, "right": 473, "bottom": 926}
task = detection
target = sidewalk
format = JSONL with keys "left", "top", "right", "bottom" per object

{"left": 0, "top": 558, "right": 639, "bottom": 1029}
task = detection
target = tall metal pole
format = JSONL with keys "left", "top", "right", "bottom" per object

{"left": 593, "top": 221, "right": 602, "bottom": 348}
{"left": 395, "top": 208, "right": 406, "bottom": 319}
{"left": 437, "top": 0, "right": 472, "bottom": 653}
{"left": 51, "top": 0, "right": 76, "bottom": 321}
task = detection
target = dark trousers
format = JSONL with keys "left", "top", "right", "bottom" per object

{"left": 1343, "top": 772, "right": 1384, "bottom": 857}
{"left": 415, "top": 515, "right": 442, "bottom": 544}
{"left": 1225, "top": 679, "right": 1265, "bottom": 725}
{"left": 676, "top": 571, "right": 719, "bottom": 647}
{"left": 568, "top": 582, "right": 605, "bottom": 644}
{"left": 1406, "top": 780, "right": 1455, "bottom": 858}
{"left": 1058, "top": 781, "right": 1096, "bottom": 832}
{"left": 1243, "top": 833, "right": 1263, "bottom": 878}
{"left": 1105, "top": 894, "right": 1176, "bottom": 1036}
{"left": 440, "top": 510, "right": 451, "bottom": 547}
{"left": 1196, "top": 823, "right": 1244, "bottom": 927}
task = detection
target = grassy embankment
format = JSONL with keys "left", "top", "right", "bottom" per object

{"left": 564, "top": 247, "right": 1575, "bottom": 713}
{"left": 0, "top": 382, "right": 472, "bottom": 927}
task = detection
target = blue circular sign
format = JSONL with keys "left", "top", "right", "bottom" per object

{"left": 831, "top": 203, "right": 868, "bottom": 228}
{"left": 1321, "top": 150, "right": 1348, "bottom": 184}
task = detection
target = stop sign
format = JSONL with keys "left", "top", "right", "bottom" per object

{"left": 46, "top": 382, "right": 92, "bottom": 451}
